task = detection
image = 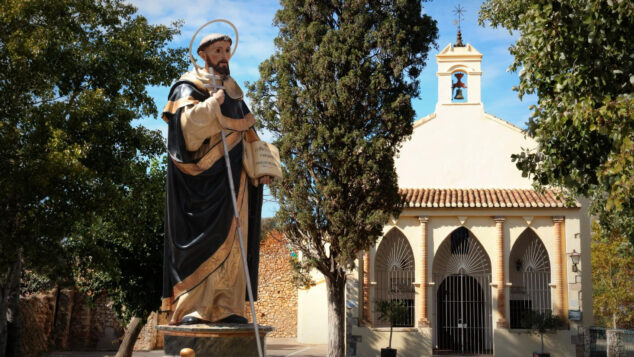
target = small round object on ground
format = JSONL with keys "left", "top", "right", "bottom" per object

{"left": 180, "top": 348, "right": 195, "bottom": 357}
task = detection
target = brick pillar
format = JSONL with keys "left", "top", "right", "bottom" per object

{"left": 552, "top": 216, "right": 565, "bottom": 318}
{"left": 418, "top": 216, "right": 430, "bottom": 327}
{"left": 363, "top": 250, "right": 371, "bottom": 325}
{"left": 494, "top": 216, "right": 507, "bottom": 327}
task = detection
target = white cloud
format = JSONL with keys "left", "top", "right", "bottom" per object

{"left": 130, "top": 0, "right": 278, "bottom": 52}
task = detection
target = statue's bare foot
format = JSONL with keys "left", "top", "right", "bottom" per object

{"left": 217, "top": 314, "right": 248, "bottom": 324}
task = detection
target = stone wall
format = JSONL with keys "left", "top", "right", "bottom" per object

{"left": 134, "top": 311, "right": 169, "bottom": 350}
{"left": 245, "top": 232, "right": 298, "bottom": 338}
{"left": 18, "top": 292, "right": 56, "bottom": 357}
{"left": 17, "top": 232, "right": 298, "bottom": 356}
{"left": 18, "top": 288, "right": 126, "bottom": 357}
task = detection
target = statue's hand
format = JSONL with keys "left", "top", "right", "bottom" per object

{"left": 259, "top": 176, "right": 274, "bottom": 186}
{"left": 213, "top": 90, "right": 225, "bottom": 105}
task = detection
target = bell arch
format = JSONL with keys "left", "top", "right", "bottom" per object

{"left": 451, "top": 70, "right": 468, "bottom": 102}
{"left": 448, "top": 64, "right": 472, "bottom": 73}
{"left": 509, "top": 228, "right": 552, "bottom": 329}
{"left": 373, "top": 228, "right": 415, "bottom": 327}
{"left": 432, "top": 227, "right": 493, "bottom": 355}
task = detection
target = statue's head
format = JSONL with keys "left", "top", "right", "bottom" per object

{"left": 197, "top": 33, "right": 232, "bottom": 76}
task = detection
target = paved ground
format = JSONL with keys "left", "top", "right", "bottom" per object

{"left": 45, "top": 338, "right": 327, "bottom": 357}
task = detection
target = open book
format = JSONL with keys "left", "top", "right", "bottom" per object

{"left": 243, "top": 140, "right": 283, "bottom": 179}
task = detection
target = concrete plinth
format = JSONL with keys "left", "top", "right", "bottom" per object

{"left": 157, "top": 323, "right": 274, "bottom": 357}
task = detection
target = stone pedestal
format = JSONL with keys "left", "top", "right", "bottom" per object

{"left": 157, "top": 323, "right": 274, "bottom": 357}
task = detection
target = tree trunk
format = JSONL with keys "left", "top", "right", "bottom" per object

{"left": 0, "top": 268, "right": 10, "bottom": 357}
{"left": 1, "top": 257, "right": 21, "bottom": 357}
{"left": 115, "top": 316, "right": 143, "bottom": 357}
{"left": 326, "top": 273, "right": 346, "bottom": 357}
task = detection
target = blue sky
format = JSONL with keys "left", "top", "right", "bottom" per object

{"left": 131, "top": 0, "right": 536, "bottom": 217}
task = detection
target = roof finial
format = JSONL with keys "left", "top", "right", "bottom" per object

{"left": 453, "top": 4, "right": 466, "bottom": 47}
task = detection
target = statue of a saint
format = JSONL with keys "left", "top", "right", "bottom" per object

{"left": 160, "top": 33, "right": 271, "bottom": 325}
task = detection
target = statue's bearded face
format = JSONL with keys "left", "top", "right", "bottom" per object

{"left": 199, "top": 40, "right": 231, "bottom": 76}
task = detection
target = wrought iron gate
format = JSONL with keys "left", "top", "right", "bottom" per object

{"left": 432, "top": 227, "right": 493, "bottom": 355}
{"left": 436, "top": 273, "right": 492, "bottom": 355}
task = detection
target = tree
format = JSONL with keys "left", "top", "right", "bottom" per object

{"left": 375, "top": 300, "right": 408, "bottom": 353}
{"left": 592, "top": 222, "right": 634, "bottom": 330}
{"left": 247, "top": 1, "right": 437, "bottom": 355}
{"left": 0, "top": 0, "right": 187, "bottom": 353}
{"left": 523, "top": 310, "right": 563, "bottom": 356}
{"left": 479, "top": 0, "right": 634, "bottom": 242}
{"left": 68, "top": 157, "right": 167, "bottom": 357}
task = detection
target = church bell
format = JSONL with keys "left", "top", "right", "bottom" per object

{"left": 454, "top": 88, "right": 464, "bottom": 100}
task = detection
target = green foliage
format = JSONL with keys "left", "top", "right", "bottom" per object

{"left": 67, "top": 158, "right": 167, "bottom": 321}
{"left": 248, "top": 0, "right": 437, "bottom": 277}
{"left": 522, "top": 309, "right": 563, "bottom": 354}
{"left": 592, "top": 222, "right": 634, "bottom": 329}
{"left": 479, "top": 0, "right": 634, "bottom": 242}
{"left": 0, "top": 0, "right": 186, "bottom": 321}
{"left": 20, "top": 271, "right": 55, "bottom": 296}
{"left": 522, "top": 310, "right": 563, "bottom": 335}
{"left": 288, "top": 256, "right": 316, "bottom": 289}
{"left": 375, "top": 299, "right": 409, "bottom": 328}
{"left": 248, "top": 2, "right": 436, "bottom": 353}
{"left": 375, "top": 299, "right": 409, "bottom": 349}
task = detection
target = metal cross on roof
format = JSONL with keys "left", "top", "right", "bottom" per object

{"left": 453, "top": 4, "right": 466, "bottom": 31}
{"left": 453, "top": 4, "right": 466, "bottom": 47}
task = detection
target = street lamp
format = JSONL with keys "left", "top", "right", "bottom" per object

{"left": 568, "top": 249, "right": 581, "bottom": 272}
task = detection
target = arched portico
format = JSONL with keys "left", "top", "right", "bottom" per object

{"left": 432, "top": 227, "right": 493, "bottom": 355}
{"left": 508, "top": 228, "right": 552, "bottom": 329}
{"left": 373, "top": 227, "right": 416, "bottom": 327}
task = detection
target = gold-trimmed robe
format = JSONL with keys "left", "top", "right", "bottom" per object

{"left": 161, "top": 70, "right": 263, "bottom": 323}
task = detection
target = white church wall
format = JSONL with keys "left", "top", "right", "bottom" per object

{"left": 297, "top": 269, "right": 328, "bottom": 344}
{"left": 396, "top": 106, "right": 537, "bottom": 189}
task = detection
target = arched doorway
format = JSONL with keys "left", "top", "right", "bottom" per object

{"left": 433, "top": 227, "right": 492, "bottom": 355}
{"left": 373, "top": 228, "right": 415, "bottom": 327}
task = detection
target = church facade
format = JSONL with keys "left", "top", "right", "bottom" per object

{"left": 297, "top": 40, "right": 593, "bottom": 357}
{"left": 348, "top": 42, "right": 593, "bottom": 357}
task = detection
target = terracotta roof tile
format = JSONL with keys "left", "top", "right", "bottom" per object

{"left": 399, "top": 188, "right": 577, "bottom": 209}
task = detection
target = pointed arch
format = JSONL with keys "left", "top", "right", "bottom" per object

{"left": 432, "top": 227, "right": 493, "bottom": 355}
{"left": 432, "top": 227, "right": 491, "bottom": 281}
{"left": 373, "top": 228, "right": 415, "bottom": 327}
{"left": 509, "top": 228, "right": 552, "bottom": 329}
{"left": 375, "top": 228, "right": 415, "bottom": 272}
